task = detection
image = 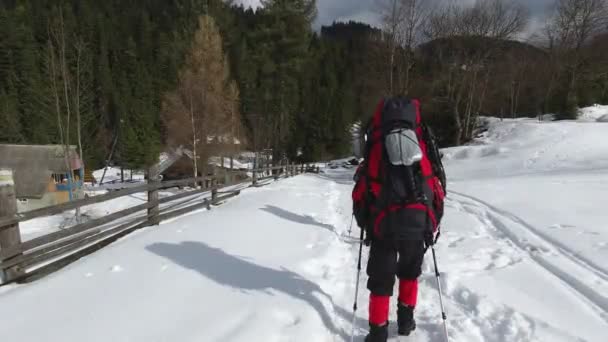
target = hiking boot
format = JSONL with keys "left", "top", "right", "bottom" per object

{"left": 397, "top": 303, "right": 416, "bottom": 336}
{"left": 365, "top": 323, "right": 388, "bottom": 342}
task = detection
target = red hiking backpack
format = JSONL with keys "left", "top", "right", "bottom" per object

{"left": 352, "top": 97, "right": 446, "bottom": 244}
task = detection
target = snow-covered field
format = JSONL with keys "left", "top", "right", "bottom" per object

{"left": 92, "top": 167, "right": 146, "bottom": 184}
{"left": 1, "top": 111, "right": 607, "bottom": 341}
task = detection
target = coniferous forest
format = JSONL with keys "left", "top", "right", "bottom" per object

{"left": 1, "top": 0, "right": 607, "bottom": 169}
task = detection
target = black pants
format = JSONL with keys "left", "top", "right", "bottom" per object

{"left": 366, "top": 239, "right": 426, "bottom": 296}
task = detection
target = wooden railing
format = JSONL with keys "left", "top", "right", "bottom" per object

{"left": 0, "top": 163, "right": 320, "bottom": 284}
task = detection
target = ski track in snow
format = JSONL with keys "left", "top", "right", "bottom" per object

{"left": 313, "top": 170, "right": 607, "bottom": 342}
{"left": 451, "top": 191, "right": 608, "bottom": 283}
{"left": 449, "top": 192, "right": 608, "bottom": 324}
{"left": 307, "top": 171, "right": 541, "bottom": 342}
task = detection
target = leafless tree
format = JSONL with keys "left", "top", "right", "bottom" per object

{"left": 47, "top": 9, "right": 76, "bottom": 204}
{"left": 424, "top": 0, "right": 529, "bottom": 144}
{"left": 378, "top": 0, "right": 429, "bottom": 94}
{"left": 162, "top": 16, "right": 242, "bottom": 186}
{"left": 425, "top": 0, "right": 528, "bottom": 40}
{"left": 544, "top": 0, "right": 608, "bottom": 107}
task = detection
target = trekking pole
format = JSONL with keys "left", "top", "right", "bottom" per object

{"left": 431, "top": 243, "right": 450, "bottom": 342}
{"left": 348, "top": 214, "right": 354, "bottom": 236}
{"left": 350, "top": 228, "right": 365, "bottom": 342}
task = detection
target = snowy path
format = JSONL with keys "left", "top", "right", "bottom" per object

{"left": 4, "top": 110, "right": 608, "bottom": 342}
{"left": 0, "top": 169, "right": 607, "bottom": 341}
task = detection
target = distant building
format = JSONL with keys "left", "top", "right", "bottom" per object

{"left": 158, "top": 147, "right": 248, "bottom": 185}
{"left": 0, "top": 144, "right": 85, "bottom": 212}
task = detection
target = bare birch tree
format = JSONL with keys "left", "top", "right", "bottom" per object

{"left": 544, "top": 0, "right": 608, "bottom": 116}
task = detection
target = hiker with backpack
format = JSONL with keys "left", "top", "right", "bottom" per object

{"left": 352, "top": 97, "right": 447, "bottom": 342}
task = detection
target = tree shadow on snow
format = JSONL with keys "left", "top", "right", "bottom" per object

{"left": 260, "top": 205, "right": 336, "bottom": 232}
{"left": 146, "top": 241, "right": 363, "bottom": 340}
{"left": 259, "top": 205, "right": 361, "bottom": 246}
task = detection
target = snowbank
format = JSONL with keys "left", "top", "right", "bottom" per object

{"left": 579, "top": 104, "right": 608, "bottom": 122}
{"left": 443, "top": 108, "right": 608, "bottom": 342}
{"left": 443, "top": 114, "right": 608, "bottom": 179}
{"left": 597, "top": 114, "right": 608, "bottom": 122}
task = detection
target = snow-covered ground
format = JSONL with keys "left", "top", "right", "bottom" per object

{"left": 579, "top": 104, "right": 608, "bottom": 122}
{"left": 209, "top": 156, "right": 252, "bottom": 170}
{"left": 1, "top": 110, "right": 607, "bottom": 341}
{"left": 92, "top": 167, "right": 146, "bottom": 184}
{"left": 20, "top": 188, "right": 196, "bottom": 242}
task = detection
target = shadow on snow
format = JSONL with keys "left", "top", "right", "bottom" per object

{"left": 146, "top": 241, "right": 368, "bottom": 340}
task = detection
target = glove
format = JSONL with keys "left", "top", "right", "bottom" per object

{"left": 425, "top": 227, "right": 442, "bottom": 248}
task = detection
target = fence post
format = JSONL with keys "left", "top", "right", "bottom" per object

{"left": 211, "top": 188, "right": 218, "bottom": 203}
{"left": 0, "top": 169, "right": 24, "bottom": 282}
{"left": 147, "top": 165, "right": 160, "bottom": 226}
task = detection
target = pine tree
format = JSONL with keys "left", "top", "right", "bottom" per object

{"left": 0, "top": 90, "right": 23, "bottom": 143}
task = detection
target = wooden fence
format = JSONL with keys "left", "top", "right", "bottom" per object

{"left": 0, "top": 163, "right": 319, "bottom": 285}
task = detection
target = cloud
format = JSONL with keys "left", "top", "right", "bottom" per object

{"left": 234, "top": 0, "right": 556, "bottom": 37}
{"left": 233, "top": 0, "right": 262, "bottom": 8}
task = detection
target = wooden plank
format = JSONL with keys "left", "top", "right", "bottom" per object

{"left": 249, "top": 165, "right": 285, "bottom": 173}
{"left": 156, "top": 176, "right": 208, "bottom": 190}
{"left": 16, "top": 219, "right": 151, "bottom": 284}
{"left": 4, "top": 186, "right": 244, "bottom": 270}
{"left": 2, "top": 189, "right": 215, "bottom": 269}
{"left": 158, "top": 188, "right": 208, "bottom": 205}
{"left": 17, "top": 215, "right": 149, "bottom": 270}
{"left": 0, "top": 201, "right": 155, "bottom": 260}
{"left": 156, "top": 200, "right": 210, "bottom": 223}
{"left": 0, "top": 169, "right": 24, "bottom": 281}
{"left": 0, "top": 228, "right": 101, "bottom": 270}
{"left": 0, "top": 183, "right": 151, "bottom": 229}
{"left": 156, "top": 191, "right": 240, "bottom": 223}
{"left": 0, "top": 176, "right": 216, "bottom": 229}
{"left": 8, "top": 188, "right": 244, "bottom": 283}
{"left": 212, "top": 191, "right": 240, "bottom": 204}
